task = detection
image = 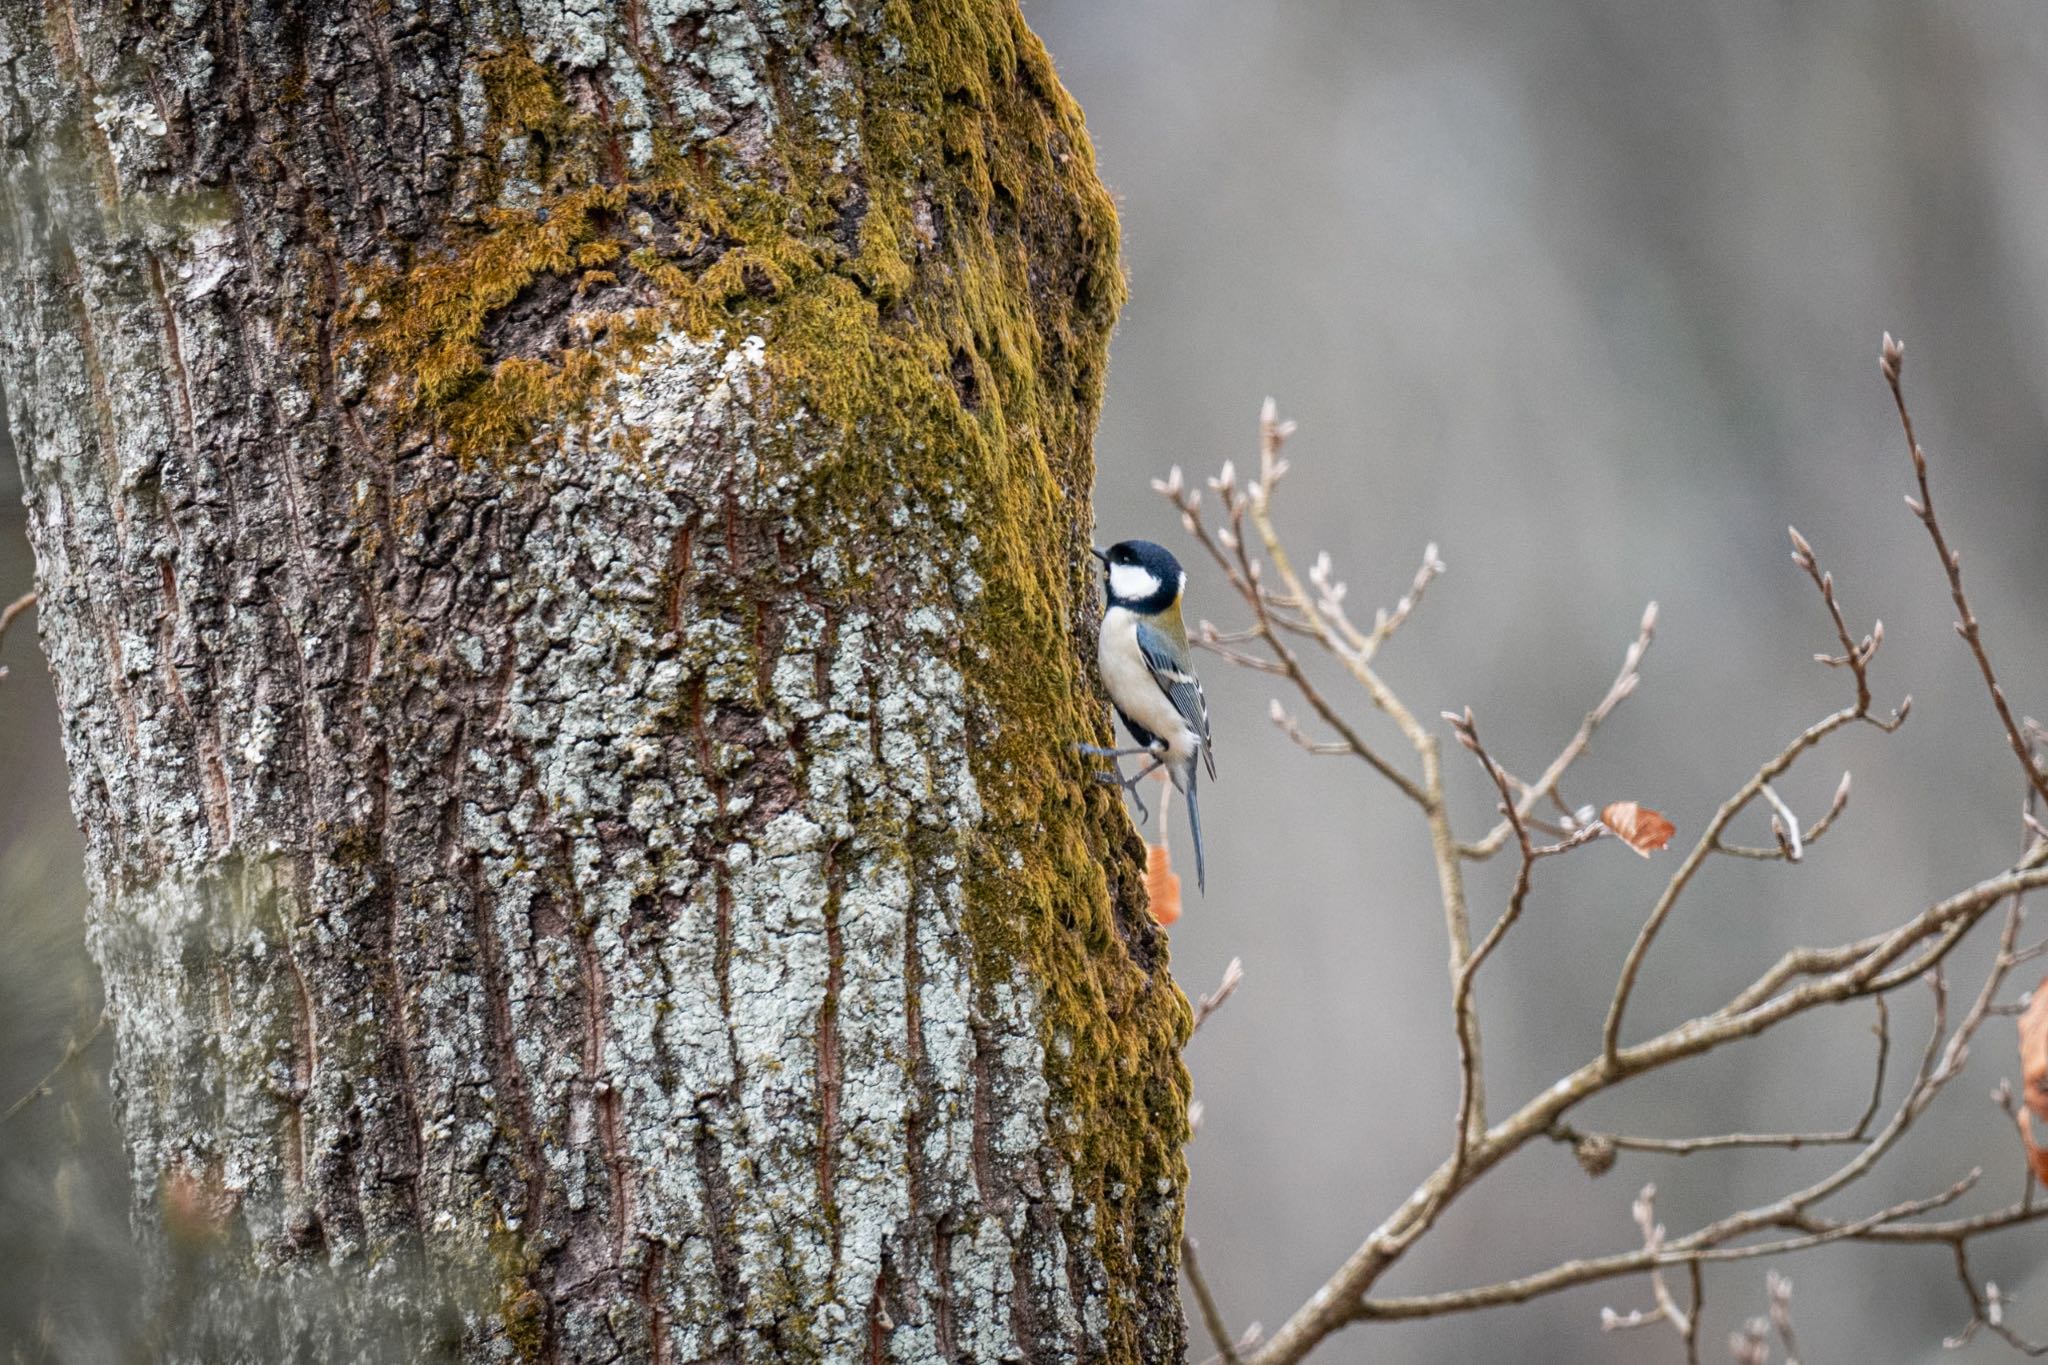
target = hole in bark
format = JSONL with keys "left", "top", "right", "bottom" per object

{"left": 481, "top": 272, "right": 577, "bottom": 359}
{"left": 831, "top": 180, "right": 868, "bottom": 256}
{"left": 948, "top": 347, "right": 981, "bottom": 411}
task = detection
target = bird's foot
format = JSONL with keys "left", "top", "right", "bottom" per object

{"left": 1093, "top": 768, "right": 1153, "bottom": 822}
{"left": 1073, "top": 741, "right": 1164, "bottom": 760}
{"left": 1074, "top": 741, "right": 1169, "bottom": 821}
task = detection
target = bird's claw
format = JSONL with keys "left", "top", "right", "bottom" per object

{"left": 1074, "top": 740, "right": 1165, "bottom": 822}
{"left": 1091, "top": 768, "right": 1152, "bottom": 822}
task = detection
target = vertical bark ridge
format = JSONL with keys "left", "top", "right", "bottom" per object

{"left": 0, "top": 2, "right": 1189, "bottom": 1361}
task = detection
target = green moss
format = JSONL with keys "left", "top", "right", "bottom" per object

{"left": 481, "top": 53, "right": 561, "bottom": 138}
{"left": 488, "top": 1222, "right": 547, "bottom": 1364}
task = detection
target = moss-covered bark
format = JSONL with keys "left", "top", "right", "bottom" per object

{"left": 0, "top": 1, "right": 1187, "bottom": 1361}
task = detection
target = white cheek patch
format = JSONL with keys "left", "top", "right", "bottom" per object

{"left": 1109, "top": 562, "right": 1162, "bottom": 602}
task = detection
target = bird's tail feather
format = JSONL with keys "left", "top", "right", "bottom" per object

{"left": 1185, "top": 771, "right": 1206, "bottom": 895}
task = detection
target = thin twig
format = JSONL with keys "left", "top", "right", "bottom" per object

{"left": 1598, "top": 1185, "right": 1693, "bottom": 1347}
{"left": 1684, "top": 1261, "right": 1704, "bottom": 1365}
{"left": 1351, "top": 1174, "right": 1978, "bottom": 1321}
{"left": 1167, "top": 478, "right": 1427, "bottom": 805}
{"left": 1759, "top": 784, "right": 1803, "bottom": 863}
{"left": 1184, "top": 1235, "right": 1244, "bottom": 1365}
{"left": 1551, "top": 998, "right": 1889, "bottom": 1159}
{"left": 1766, "top": 1271, "right": 1802, "bottom": 1365}
{"left": 1944, "top": 1241, "right": 2048, "bottom": 1354}
{"left": 1883, "top": 333, "right": 2048, "bottom": 807}
{"left": 1220, "top": 404, "right": 1484, "bottom": 1146}
{"left": 1463, "top": 602, "right": 1657, "bottom": 861}
{"left": 1192, "top": 958, "right": 1245, "bottom": 1036}
{"left": 0, "top": 589, "right": 35, "bottom": 683}
{"left": 1195, "top": 624, "right": 1292, "bottom": 676}
{"left": 1268, "top": 699, "right": 1360, "bottom": 756}
{"left": 1444, "top": 707, "right": 1599, "bottom": 1173}
{"left": 1717, "top": 773, "right": 1852, "bottom": 860}
{"left": 1787, "top": 524, "right": 1884, "bottom": 720}
{"left": 1308, "top": 543, "right": 1443, "bottom": 665}
{"left": 1606, "top": 528, "right": 1904, "bottom": 1063}
{"left": 1, "top": 1009, "right": 108, "bottom": 1125}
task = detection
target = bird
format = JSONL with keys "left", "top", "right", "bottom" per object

{"left": 1078, "top": 539, "right": 1215, "bottom": 893}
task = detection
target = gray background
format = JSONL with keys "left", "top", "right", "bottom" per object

{"left": 6, "top": 1, "right": 2048, "bottom": 1359}
{"left": 1031, "top": 1, "right": 2048, "bottom": 1361}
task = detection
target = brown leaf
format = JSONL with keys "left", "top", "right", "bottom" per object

{"left": 1145, "top": 843, "right": 1182, "bottom": 927}
{"left": 1602, "top": 801, "right": 1676, "bottom": 857}
{"left": 2019, "top": 977, "right": 2048, "bottom": 1124}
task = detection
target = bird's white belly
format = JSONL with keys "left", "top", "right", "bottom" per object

{"left": 1098, "top": 607, "right": 1199, "bottom": 761}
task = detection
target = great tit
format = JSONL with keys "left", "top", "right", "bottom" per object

{"left": 1079, "top": 539, "right": 1215, "bottom": 892}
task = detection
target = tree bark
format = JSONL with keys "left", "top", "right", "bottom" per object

{"left": 0, "top": 3, "right": 1188, "bottom": 1361}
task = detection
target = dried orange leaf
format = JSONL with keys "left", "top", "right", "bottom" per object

{"left": 1602, "top": 801, "right": 1676, "bottom": 857}
{"left": 2019, "top": 977, "right": 2048, "bottom": 1123}
{"left": 1145, "top": 843, "right": 1182, "bottom": 926}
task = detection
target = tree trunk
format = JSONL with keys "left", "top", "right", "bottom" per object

{"left": 0, "top": 3, "right": 1188, "bottom": 1360}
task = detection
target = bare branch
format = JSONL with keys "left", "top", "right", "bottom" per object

{"left": 1268, "top": 699, "right": 1361, "bottom": 757}
{"left": 1685, "top": 1261, "right": 1704, "bottom": 1365}
{"left": 1598, "top": 1185, "right": 1695, "bottom": 1348}
{"left": 1231, "top": 402, "right": 1484, "bottom": 1142}
{"left": 1717, "top": 772, "right": 1853, "bottom": 861}
{"left": 1242, "top": 852, "right": 2048, "bottom": 1365}
{"left": 1171, "top": 376, "right": 2046, "bottom": 1365}
{"left": 1760, "top": 784, "right": 1803, "bottom": 863}
{"left": 1192, "top": 958, "right": 1245, "bottom": 1036}
{"left": 1184, "top": 1235, "right": 1244, "bottom": 1365}
{"left": 1883, "top": 333, "right": 2048, "bottom": 806}
{"left": 1, "top": 1009, "right": 107, "bottom": 1126}
{"left": 1606, "top": 526, "right": 1906, "bottom": 1063}
{"left": 1309, "top": 542, "right": 1444, "bottom": 664}
{"left": 1195, "top": 623, "right": 1292, "bottom": 675}
{"left": 1766, "top": 1271, "right": 1802, "bottom": 1365}
{"left": 1351, "top": 1175, "right": 1977, "bottom": 1323}
{"left": 0, "top": 589, "right": 34, "bottom": 684}
{"left": 1605, "top": 703, "right": 1863, "bottom": 1061}
{"left": 1552, "top": 998, "right": 1890, "bottom": 1160}
{"left": 1167, "top": 482, "right": 1427, "bottom": 805}
{"left": 1444, "top": 707, "right": 1583, "bottom": 1172}
{"left": 1787, "top": 524, "right": 1887, "bottom": 724}
{"left": 1943, "top": 1242, "right": 2048, "bottom": 1354}
{"left": 1463, "top": 602, "right": 1657, "bottom": 861}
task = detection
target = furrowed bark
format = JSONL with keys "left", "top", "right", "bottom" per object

{"left": 0, "top": 3, "right": 1188, "bottom": 1360}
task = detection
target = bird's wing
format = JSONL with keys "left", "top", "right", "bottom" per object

{"left": 1136, "top": 615, "right": 1215, "bottom": 777}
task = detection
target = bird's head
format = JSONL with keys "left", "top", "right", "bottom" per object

{"left": 1091, "top": 540, "right": 1185, "bottom": 615}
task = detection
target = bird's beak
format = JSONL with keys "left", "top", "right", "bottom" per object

{"left": 1089, "top": 545, "right": 1110, "bottom": 565}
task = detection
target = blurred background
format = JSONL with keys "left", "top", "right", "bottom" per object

{"left": 7, "top": 1, "right": 2048, "bottom": 1359}
{"left": 1032, "top": 0, "right": 2048, "bottom": 1360}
